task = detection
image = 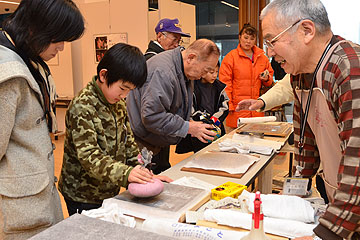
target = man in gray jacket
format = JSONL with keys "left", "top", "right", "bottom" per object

{"left": 127, "top": 39, "right": 220, "bottom": 174}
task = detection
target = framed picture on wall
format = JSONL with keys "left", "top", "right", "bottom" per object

{"left": 94, "top": 33, "right": 128, "bottom": 63}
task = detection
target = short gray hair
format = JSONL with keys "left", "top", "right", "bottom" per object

{"left": 260, "top": 0, "right": 331, "bottom": 35}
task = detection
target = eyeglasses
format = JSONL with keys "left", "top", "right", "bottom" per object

{"left": 264, "top": 19, "right": 302, "bottom": 49}
{"left": 162, "top": 32, "right": 183, "bottom": 45}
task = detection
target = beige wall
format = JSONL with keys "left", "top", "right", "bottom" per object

{"left": 66, "top": 0, "right": 149, "bottom": 95}
{"left": 148, "top": 10, "right": 160, "bottom": 42}
{"left": 52, "top": 0, "right": 149, "bottom": 131}
{"left": 72, "top": 0, "right": 149, "bottom": 94}
{"left": 48, "top": 42, "right": 74, "bottom": 97}
{"left": 48, "top": 42, "right": 74, "bottom": 133}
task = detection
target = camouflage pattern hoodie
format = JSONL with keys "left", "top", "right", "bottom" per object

{"left": 58, "top": 77, "right": 139, "bottom": 204}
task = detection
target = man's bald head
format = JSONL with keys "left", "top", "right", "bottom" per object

{"left": 182, "top": 39, "right": 220, "bottom": 81}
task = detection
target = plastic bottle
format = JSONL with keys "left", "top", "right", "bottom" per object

{"left": 240, "top": 191, "right": 271, "bottom": 240}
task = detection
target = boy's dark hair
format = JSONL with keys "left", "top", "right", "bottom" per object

{"left": 239, "top": 23, "right": 257, "bottom": 38}
{"left": 2, "top": 0, "right": 84, "bottom": 60}
{"left": 97, "top": 43, "right": 147, "bottom": 88}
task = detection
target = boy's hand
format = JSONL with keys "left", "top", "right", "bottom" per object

{"left": 153, "top": 175, "right": 173, "bottom": 183}
{"left": 128, "top": 165, "right": 153, "bottom": 184}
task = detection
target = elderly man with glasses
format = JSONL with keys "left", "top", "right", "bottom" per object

{"left": 237, "top": 1, "right": 360, "bottom": 240}
{"left": 144, "top": 18, "right": 190, "bottom": 60}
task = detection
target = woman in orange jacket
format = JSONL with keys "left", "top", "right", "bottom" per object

{"left": 219, "top": 23, "right": 274, "bottom": 129}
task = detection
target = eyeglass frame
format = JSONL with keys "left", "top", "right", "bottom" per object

{"left": 161, "top": 32, "right": 183, "bottom": 45}
{"left": 264, "top": 19, "right": 302, "bottom": 49}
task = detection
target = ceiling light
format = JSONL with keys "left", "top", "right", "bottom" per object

{"left": 0, "top": 1, "right": 20, "bottom": 5}
{"left": 221, "top": 1, "right": 239, "bottom": 10}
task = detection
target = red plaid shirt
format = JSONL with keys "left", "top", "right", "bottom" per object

{"left": 291, "top": 36, "right": 360, "bottom": 240}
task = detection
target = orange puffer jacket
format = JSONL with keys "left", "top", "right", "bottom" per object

{"left": 219, "top": 44, "right": 274, "bottom": 128}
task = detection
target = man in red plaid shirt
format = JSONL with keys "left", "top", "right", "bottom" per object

{"left": 260, "top": 0, "right": 360, "bottom": 239}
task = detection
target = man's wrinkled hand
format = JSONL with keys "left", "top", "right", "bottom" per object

{"left": 188, "top": 121, "right": 217, "bottom": 143}
{"left": 236, "top": 99, "right": 264, "bottom": 111}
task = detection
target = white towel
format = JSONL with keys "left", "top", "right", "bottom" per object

{"left": 218, "top": 139, "right": 273, "bottom": 155}
{"left": 184, "top": 151, "right": 259, "bottom": 174}
{"left": 81, "top": 202, "right": 136, "bottom": 227}
{"left": 239, "top": 190, "right": 315, "bottom": 223}
{"left": 204, "top": 209, "right": 316, "bottom": 239}
{"left": 231, "top": 134, "right": 284, "bottom": 150}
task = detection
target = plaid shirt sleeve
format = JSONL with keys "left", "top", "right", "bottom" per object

{"left": 293, "top": 39, "right": 360, "bottom": 240}
{"left": 315, "top": 40, "right": 360, "bottom": 240}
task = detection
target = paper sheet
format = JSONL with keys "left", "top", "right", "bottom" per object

{"left": 218, "top": 139, "right": 273, "bottom": 155}
{"left": 231, "top": 134, "right": 284, "bottom": 150}
{"left": 171, "top": 176, "right": 216, "bottom": 191}
{"left": 237, "top": 116, "right": 276, "bottom": 125}
{"left": 104, "top": 183, "right": 208, "bottom": 222}
{"left": 81, "top": 202, "right": 136, "bottom": 227}
{"left": 142, "top": 219, "right": 247, "bottom": 239}
{"left": 183, "top": 151, "right": 259, "bottom": 174}
{"left": 186, "top": 197, "right": 245, "bottom": 224}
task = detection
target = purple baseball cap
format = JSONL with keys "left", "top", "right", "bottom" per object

{"left": 155, "top": 18, "right": 191, "bottom": 37}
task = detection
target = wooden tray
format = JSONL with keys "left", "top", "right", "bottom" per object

{"left": 181, "top": 167, "right": 245, "bottom": 178}
{"left": 107, "top": 183, "right": 210, "bottom": 223}
{"left": 196, "top": 220, "right": 288, "bottom": 240}
{"left": 237, "top": 122, "right": 292, "bottom": 137}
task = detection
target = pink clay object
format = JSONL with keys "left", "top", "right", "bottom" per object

{"left": 128, "top": 178, "right": 164, "bottom": 198}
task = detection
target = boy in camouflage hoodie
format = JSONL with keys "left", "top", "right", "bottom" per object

{"left": 58, "top": 43, "right": 171, "bottom": 216}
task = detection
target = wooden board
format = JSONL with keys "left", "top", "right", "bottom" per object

{"left": 30, "top": 214, "right": 174, "bottom": 240}
{"left": 181, "top": 151, "right": 259, "bottom": 178}
{"left": 181, "top": 167, "right": 245, "bottom": 178}
{"left": 179, "top": 193, "right": 210, "bottom": 222}
{"left": 237, "top": 122, "right": 292, "bottom": 137}
{"left": 196, "top": 220, "right": 288, "bottom": 240}
{"left": 105, "top": 183, "right": 210, "bottom": 223}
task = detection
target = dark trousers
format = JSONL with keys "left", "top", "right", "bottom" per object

{"left": 64, "top": 198, "right": 102, "bottom": 216}
{"left": 151, "top": 146, "right": 170, "bottom": 174}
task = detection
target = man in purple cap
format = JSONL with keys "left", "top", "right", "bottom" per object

{"left": 144, "top": 18, "right": 191, "bottom": 60}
